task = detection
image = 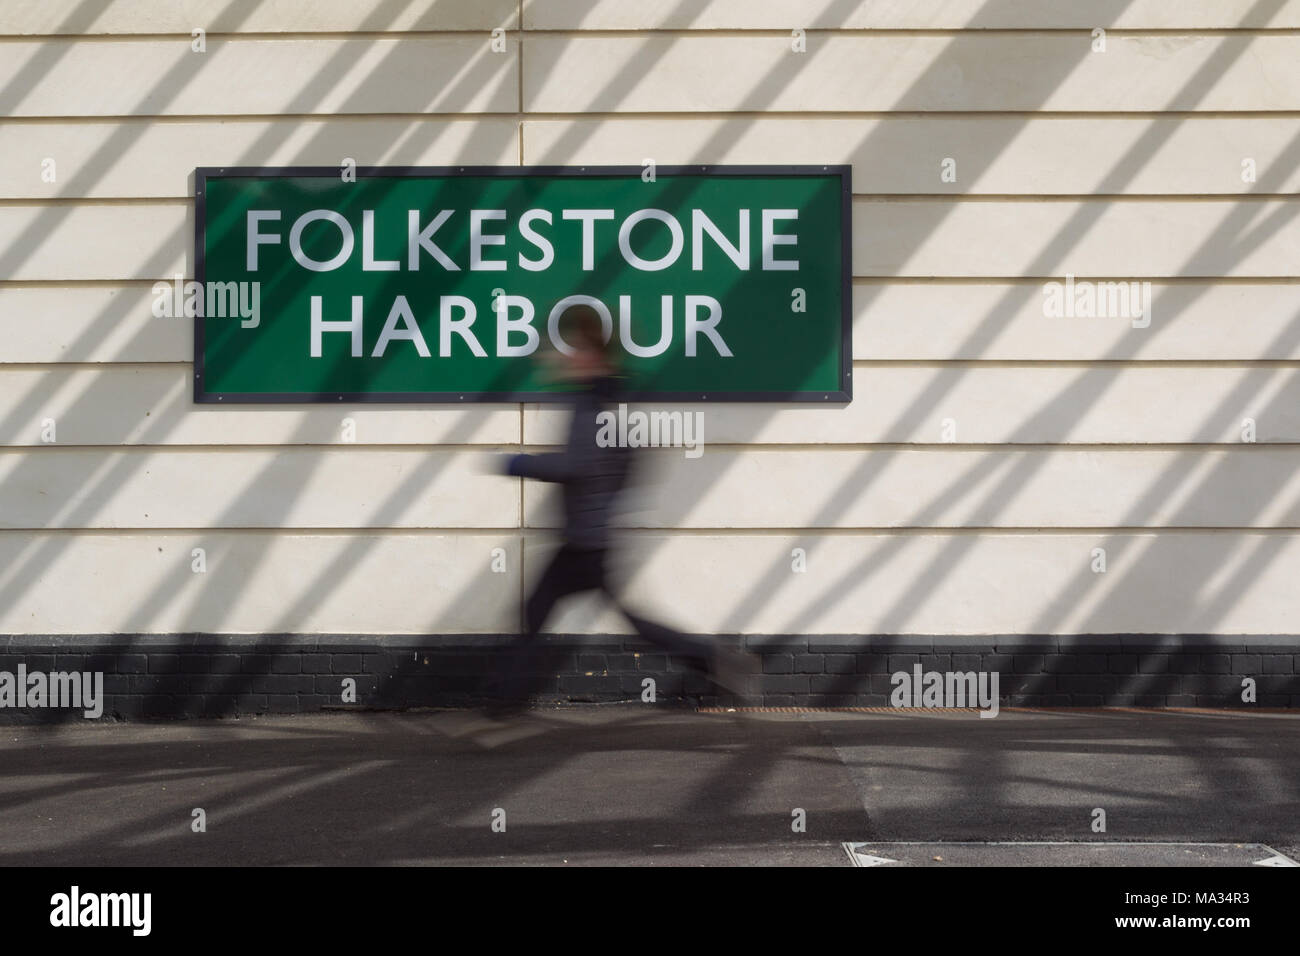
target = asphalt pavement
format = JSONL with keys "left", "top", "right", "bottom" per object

{"left": 1, "top": 705, "right": 1296, "bottom": 866}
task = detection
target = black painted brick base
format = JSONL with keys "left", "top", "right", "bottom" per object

{"left": 0, "top": 634, "right": 1296, "bottom": 722}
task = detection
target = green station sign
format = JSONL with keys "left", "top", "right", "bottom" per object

{"left": 194, "top": 166, "right": 851, "bottom": 403}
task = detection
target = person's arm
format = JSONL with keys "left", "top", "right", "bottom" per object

{"left": 501, "top": 392, "right": 598, "bottom": 483}
{"left": 503, "top": 450, "right": 577, "bottom": 483}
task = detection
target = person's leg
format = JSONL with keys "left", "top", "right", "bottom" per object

{"left": 618, "top": 609, "right": 710, "bottom": 662}
{"left": 600, "top": 558, "right": 754, "bottom": 700}
{"left": 492, "top": 545, "right": 603, "bottom": 709}
{"left": 524, "top": 546, "right": 602, "bottom": 638}
{"left": 618, "top": 607, "right": 755, "bottom": 700}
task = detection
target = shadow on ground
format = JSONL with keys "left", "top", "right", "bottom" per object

{"left": 0, "top": 707, "right": 1296, "bottom": 866}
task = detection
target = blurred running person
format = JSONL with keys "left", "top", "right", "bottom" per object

{"left": 490, "top": 304, "right": 752, "bottom": 714}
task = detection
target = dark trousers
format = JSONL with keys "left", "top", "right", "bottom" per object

{"left": 495, "top": 544, "right": 709, "bottom": 699}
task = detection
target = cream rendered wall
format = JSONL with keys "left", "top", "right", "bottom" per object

{"left": 0, "top": 1, "right": 1297, "bottom": 636}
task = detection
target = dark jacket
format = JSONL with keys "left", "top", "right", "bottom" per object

{"left": 506, "top": 374, "right": 634, "bottom": 550}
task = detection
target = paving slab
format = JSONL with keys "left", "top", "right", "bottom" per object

{"left": 843, "top": 841, "right": 1298, "bottom": 867}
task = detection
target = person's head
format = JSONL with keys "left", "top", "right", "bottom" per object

{"left": 548, "top": 303, "right": 617, "bottom": 381}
